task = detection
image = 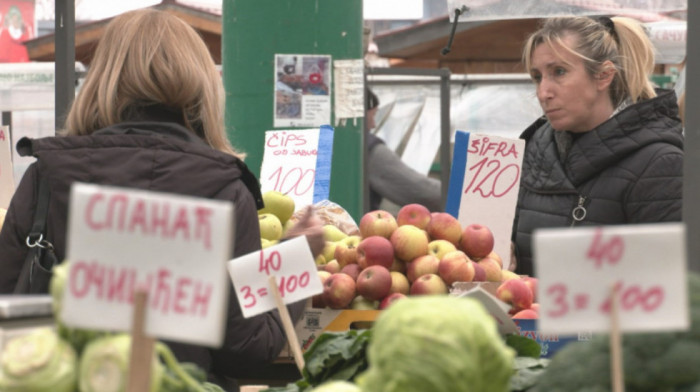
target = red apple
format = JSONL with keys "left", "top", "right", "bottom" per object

{"left": 405, "top": 254, "right": 440, "bottom": 283}
{"left": 340, "top": 263, "right": 362, "bottom": 281}
{"left": 497, "top": 278, "right": 534, "bottom": 312}
{"left": 512, "top": 308, "right": 538, "bottom": 319}
{"left": 488, "top": 250, "right": 503, "bottom": 268}
{"left": 396, "top": 203, "right": 432, "bottom": 230}
{"left": 438, "top": 250, "right": 476, "bottom": 286}
{"left": 521, "top": 276, "right": 539, "bottom": 302}
{"left": 323, "top": 259, "right": 341, "bottom": 274}
{"left": 323, "top": 273, "right": 357, "bottom": 309}
{"left": 500, "top": 270, "right": 520, "bottom": 282}
{"left": 356, "top": 236, "right": 394, "bottom": 269}
{"left": 359, "top": 210, "right": 398, "bottom": 239}
{"left": 530, "top": 303, "right": 540, "bottom": 314}
{"left": 389, "top": 271, "right": 410, "bottom": 295}
{"left": 312, "top": 270, "right": 332, "bottom": 308}
{"left": 379, "top": 292, "right": 407, "bottom": 310}
{"left": 477, "top": 257, "right": 502, "bottom": 282}
{"left": 410, "top": 273, "right": 448, "bottom": 295}
{"left": 389, "top": 257, "right": 407, "bottom": 274}
{"left": 472, "top": 262, "right": 486, "bottom": 282}
{"left": 334, "top": 235, "right": 361, "bottom": 268}
{"left": 356, "top": 265, "right": 393, "bottom": 301}
{"left": 427, "top": 239, "right": 457, "bottom": 261}
{"left": 390, "top": 225, "right": 429, "bottom": 262}
{"left": 426, "top": 212, "right": 462, "bottom": 246}
{"left": 460, "top": 223, "right": 495, "bottom": 259}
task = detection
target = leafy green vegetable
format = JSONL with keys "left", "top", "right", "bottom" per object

{"left": 355, "top": 296, "right": 515, "bottom": 392}
{"left": 505, "top": 334, "right": 542, "bottom": 358}
{"left": 309, "top": 380, "right": 362, "bottom": 391}
{"left": 510, "top": 357, "right": 550, "bottom": 391}
{"left": 531, "top": 272, "right": 700, "bottom": 392}
{"left": 0, "top": 328, "right": 77, "bottom": 392}
{"left": 263, "top": 329, "right": 373, "bottom": 392}
{"left": 302, "top": 329, "right": 372, "bottom": 385}
{"left": 79, "top": 333, "right": 163, "bottom": 392}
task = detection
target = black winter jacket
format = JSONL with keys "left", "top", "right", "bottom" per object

{"left": 513, "top": 89, "right": 684, "bottom": 276}
{"left": 0, "top": 109, "right": 305, "bottom": 391}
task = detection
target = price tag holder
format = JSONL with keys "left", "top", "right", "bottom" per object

{"left": 454, "top": 284, "right": 518, "bottom": 335}
{"left": 259, "top": 126, "right": 334, "bottom": 211}
{"left": 533, "top": 223, "right": 689, "bottom": 335}
{"left": 227, "top": 236, "right": 323, "bottom": 318}
{"left": 445, "top": 131, "right": 524, "bottom": 269}
{"left": 62, "top": 183, "right": 233, "bottom": 347}
{"left": 0, "top": 126, "right": 14, "bottom": 208}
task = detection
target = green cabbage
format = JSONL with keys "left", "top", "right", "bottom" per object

{"left": 355, "top": 295, "right": 515, "bottom": 392}
{"left": 79, "top": 333, "right": 163, "bottom": 392}
{"left": 0, "top": 327, "right": 77, "bottom": 392}
{"left": 310, "top": 380, "right": 362, "bottom": 392}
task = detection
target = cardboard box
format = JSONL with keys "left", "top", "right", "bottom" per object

{"left": 513, "top": 319, "right": 593, "bottom": 358}
{"left": 277, "top": 308, "right": 379, "bottom": 359}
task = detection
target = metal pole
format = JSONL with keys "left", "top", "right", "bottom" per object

{"left": 684, "top": 1, "right": 700, "bottom": 273}
{"left": 54, "top": 0, "right": 75, "bottom": 130}
{"left": 439, "top": 68, "right": 451, "bottom": 210}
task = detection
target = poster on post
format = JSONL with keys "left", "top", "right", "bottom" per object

{"left": 274, "top": 54, "right": 332, "bottom": 128}
{"left": 333, "top": 59, "right": 364, "bottom": 125}
{"left": 445, "top": 132, "right": 524, "bottom": 270}
{"left": 227, "top": 236, "right": 322, "bottom": 318}
{"left": 259, "top": 126, "right": 334, "bottom": 211}
{"left": 61, "top": 183, "right": 233, "bottom": 347}
{"left": 0, "top": 126, "right": 14, "bottom": 208}
{"left": 533, "top": 223, "right": 689, "bottom": 334}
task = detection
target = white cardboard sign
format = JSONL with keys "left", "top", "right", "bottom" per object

{"left": 259, "top": 127, "right": 334, "bottom": 211}
{"left": 533, "top": 223, "right": 689, "bottom": 335}
{"left": 227, "top": 236, "right": 322, "bottom": 318}
{"left": 0, "top": 126, "right": 14, "bottom": 209}
{"left": 62, "top": 183, "right": 233, "bottom": 347}
{"left": 445, "top": 132, "right": 525, "bottom": 270}
{"left": 455, "top": 285, "right": 518, "bottom": 335}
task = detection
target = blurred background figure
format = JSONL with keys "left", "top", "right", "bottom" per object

{"left": 365, "top": 88, "right": 442, "bottom": 212}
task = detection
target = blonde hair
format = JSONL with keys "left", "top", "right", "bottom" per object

{"left": 63, "top": 9, "right": 245, "bottom": 159}
{"left": 523, "top": 16, "right": 656, "bottom": 106}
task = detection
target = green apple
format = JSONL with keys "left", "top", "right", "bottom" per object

{"left": 259, "top": 190, "right": 295, "bottom": 225}
{"left": 323, "top": 241, "right": 339, "bottom": 262}
{"left": 259, "top": 213, "right": 283, "bottom": 241}
{"left": 323, "top": 224, "right": 347, "bottom": 242}
{"left": 315, "top": 254, "right": 327, "bottom": 266}
{"left": 261, "top": 238, "right": 278, "bottom": 249}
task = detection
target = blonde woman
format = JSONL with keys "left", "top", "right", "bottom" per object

{"left": 0, "top": 9, "right": 321, "bottom": 390}
{"left": 512, "top": 16, "right": 683, "bottom": 276}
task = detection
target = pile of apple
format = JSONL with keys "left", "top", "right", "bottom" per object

{"left": 315, "top": 203, "right": 508, "bottom": 311}
{"left": 257, "top": 191, "right": 296, "bottom": 248}
{"left": 495, "top": 275, "right": 540, "bottom": 319}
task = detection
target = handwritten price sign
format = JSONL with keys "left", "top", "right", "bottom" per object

{"left": 533, "top": 223, "right": 689, "bottom": 334}
{"left": 0, "top": 126, "right": 14, "bottom": 208}
{"left": 62, "top": 183, "right": 234, "bottom": 347}
{"left": 260, "top": 126, "right": 334, "bottom": 211}
{"left": 227, "top": 236, "right": 323, "bottom": 318}
{"left": 446, "top": 132, "right": 524, "bottom": 269}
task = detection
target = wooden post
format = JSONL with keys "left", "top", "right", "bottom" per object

{"left": 126, "top": 290, "right": 156, "bottom": 392}
{"left": 268, "top": 275, "right": 305, "bottom": 373}
{"left": 609, "top": 284, "right": 625, "bottom": 392}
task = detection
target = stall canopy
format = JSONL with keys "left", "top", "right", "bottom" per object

{"left": 446, "top": 0, "right": 686, "bottom": 21}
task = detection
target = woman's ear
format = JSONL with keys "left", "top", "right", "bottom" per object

{"left": 596, "top": 60, "right": 616, "bottom": 90}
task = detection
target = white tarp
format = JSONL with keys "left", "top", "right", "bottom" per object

{"left": 447, "top": 0, "right": 687, "bottom": 22}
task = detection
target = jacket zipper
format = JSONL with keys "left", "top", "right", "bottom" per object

{"left": 571, "top": 195, "right": 587, "bottom": 227}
